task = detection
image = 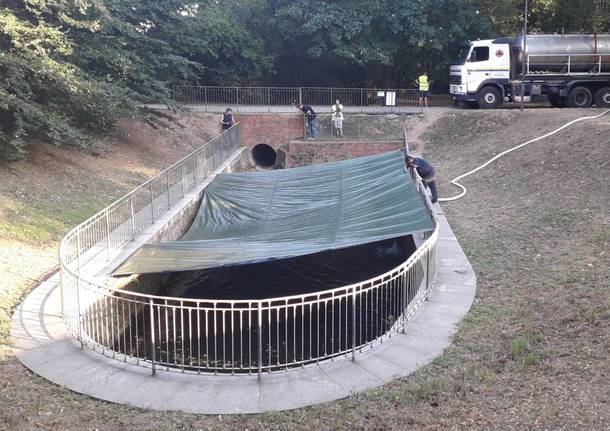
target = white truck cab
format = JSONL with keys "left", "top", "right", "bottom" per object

{"left": 450, "top": 39, "right": 511, "bottom": 108}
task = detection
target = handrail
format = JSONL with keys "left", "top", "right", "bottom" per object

{"left": 172, "top": 85, "right": 423, "bottom": 113}
{"left": 58, "top": 123, "right": 239, "bottom": 286}
{"left": 58, "top": 122, "right": 439, "bottom": 377}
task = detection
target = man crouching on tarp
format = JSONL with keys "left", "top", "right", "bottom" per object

{"left": 405, "top": 154, "right": 438, "bottom": 204}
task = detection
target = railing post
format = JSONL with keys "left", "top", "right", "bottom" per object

{"left": 75, "top": 272, "right": 83, "bottom": 348}
{"left": 425, "top": 246, "right": 431, "bottom": 296}
{"left": 105, "top": 209, "right": 111, "bottom": 260}
{"left": 257, "top": 302, "right": 263, "bottom": 381}
{"left": 299, "top": 87, "right": 302, "bottom": 104}
{"left": 180, "top": 163, "right": 185, "bottom": 197}
{"left": 236, "top": 87, "right": 239, "bottom": 112}
{"left": 75, "top": 230, "right": 82, "bottom": 273}
{"left": 163, "top": 172, "right": 170, "bottom": 209}
{"left": 204, "top": 86, "right": 208, "bottom": 112}
{"left": 267, "top": 87, "right": 271, "bottom": 112}
{"left": 402, "top": 269, "right": 408, "bottom": 333}
{"left": 129, "top": 196, "right": 136, "bottom": 238}
{"left": 360, "top": 89, "right": 364, "bottom": 113}
{"left": 352, "top": 287, "right": 356, "bottom": 361}
{"left": 193, "top": 153, "right": 197, "bottom": 185}
{"left": 149, "top": 298, "right": 156, "bottom": 375}
{"left": 149, "top": 182, "right": 154, "bottom": 222}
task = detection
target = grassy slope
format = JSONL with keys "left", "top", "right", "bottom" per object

{"left": 0, "top": 114, "right": 219, "bottom": 345}
{"left": 1, "top": 109, "right": 609, "bottom": 430}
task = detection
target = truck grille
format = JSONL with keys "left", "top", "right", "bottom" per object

{"left": 450, "top": 75, "right": 462, "bottom": 85}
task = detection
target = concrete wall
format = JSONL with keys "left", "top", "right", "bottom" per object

{"left": 147, "top": 149, "right": 250, "bottom": 246}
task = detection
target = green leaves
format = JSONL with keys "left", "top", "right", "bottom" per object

{"left": 0, "top": 0, "right": 607, "bottom": 160}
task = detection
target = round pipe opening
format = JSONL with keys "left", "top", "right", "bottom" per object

{"left": 251, "top": 144, "right": 277, "bottom": 168}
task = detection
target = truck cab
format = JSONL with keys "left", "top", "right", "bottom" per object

{"left": 450, "top": 39, "right": 511, "bottom": 108}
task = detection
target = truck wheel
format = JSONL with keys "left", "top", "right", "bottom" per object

{"left": 567, "top": 86, "right": 593, "bottom": 108}
{"left": 548, "top": 94, "right": 565, "bottom": 108}
{"left": 594, "top": 87, "right": 610, "bottom": 108}
{"left": 477, "top": 86, "right": 502, "bottom": 109}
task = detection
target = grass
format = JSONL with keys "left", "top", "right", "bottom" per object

{"left": 1, "top": 109, "right": 609, "bottom": 430}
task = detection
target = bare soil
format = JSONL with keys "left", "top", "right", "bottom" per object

{"left": 1, "top": 108, "right": 609, "bottom": 430}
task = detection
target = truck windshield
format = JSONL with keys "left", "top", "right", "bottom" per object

{"left": 453, "top": 44, "right": 471, "bottom": 65}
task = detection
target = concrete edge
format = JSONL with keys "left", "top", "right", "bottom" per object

{"left": 11, "top": 206, "right": 476, "bottom": 414}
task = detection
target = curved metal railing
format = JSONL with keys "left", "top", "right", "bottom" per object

{"left": 59, "top": 125, "right": 438, "bottom": 378}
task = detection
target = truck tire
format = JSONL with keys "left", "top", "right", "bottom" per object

{"left": 594, "top": 87, "right": 610, "bottom": 108}
{"left": 567, "top": 86, "right": 593, "bottom": 108}
{"left": 477, "top": 86, "right": 502, "bottom": 109}
{"left": 548, "top": 94, "right": 566, "bottom": 108}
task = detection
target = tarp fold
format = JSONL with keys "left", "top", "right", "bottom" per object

{"left": 112, "top": 150, "right": 434, "bottom": 275}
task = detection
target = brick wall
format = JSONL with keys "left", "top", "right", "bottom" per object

{"left": 237, "top": 113, "right": 303, "bottom": 149}
{"left": 284, "top": 140, "right": 404, "bottom": 167}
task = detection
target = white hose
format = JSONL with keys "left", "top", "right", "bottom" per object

{"left": 438, "top": 109, "right": 610, "bottom": 202}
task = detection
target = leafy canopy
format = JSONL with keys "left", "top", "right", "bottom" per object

{"left": 0, "top": 0, "right": 608, "bottom": 159}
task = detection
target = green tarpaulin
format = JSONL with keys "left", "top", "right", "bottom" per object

{"left": 112, "top": 150, "right": 434, "bottom": 275}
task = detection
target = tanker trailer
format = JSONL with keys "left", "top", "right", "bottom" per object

{"left": 449, "top": 33, "right": 610, "bottom": 108}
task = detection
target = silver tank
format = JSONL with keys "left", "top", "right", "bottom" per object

{"left": 514, "top": 33, "right": 610, "bottom": 74}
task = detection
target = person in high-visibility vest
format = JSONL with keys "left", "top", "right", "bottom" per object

{"left": 416, "top": 71, "right": 430, "bottom": 108}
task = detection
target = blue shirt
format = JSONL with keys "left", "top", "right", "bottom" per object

{"left": 222, "top": 113, "right": 234, "bottom": 129}
{"left": 413, "top": 157, "right": 435, "bottom": 179}
{"left": 299, "top": 105, "right": 316, "bottom": 119}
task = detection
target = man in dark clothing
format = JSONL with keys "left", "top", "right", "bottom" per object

{"left": 220, "top": 107, "right": 235, "bottom": 130}
{"left": 296, "top": 103, "right": 318, "bottom": 140}
{"left": 405, "top": 155, "right": 438, "bottom": 203}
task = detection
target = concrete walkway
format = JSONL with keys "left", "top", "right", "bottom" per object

{"left": 11, "top": 206, "right": 475, "bottom": 414}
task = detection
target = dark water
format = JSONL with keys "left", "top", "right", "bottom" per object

{"left": 103, "top": 236, "right": 423, "bottom": 371}
{"left": 154, "top": 236, "right": 416, "bottom": 300}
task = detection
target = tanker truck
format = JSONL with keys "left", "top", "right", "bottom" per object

{"left": 449, "top": 33, "right": 610, "bottom": 108}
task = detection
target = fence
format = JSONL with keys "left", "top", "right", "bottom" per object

{"left": 59, "top": 124, "right": 241, "bottom": 300}
{"left": 59, "top": 125, "right": 438, "bottom": 379}
{"left": 173, "top": 86, "right": 422, "bottom": 113}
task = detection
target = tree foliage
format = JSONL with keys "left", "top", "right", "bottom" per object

{"left": 0, "top": 0, "right": 270, "bottom": 159}
{"left": 0, "top": 0, "right": 608, "bottom": 159}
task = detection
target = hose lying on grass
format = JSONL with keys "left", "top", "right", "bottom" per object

{"left": 438, "top": 109, "right": 610, "bottom": 202}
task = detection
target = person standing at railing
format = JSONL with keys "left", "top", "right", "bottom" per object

{"left": 331, "top": 100, "right": 344, "bottom": 137}
{"left": 331, "top": 99, "right": 344, "bottom": 113}
{"left": 415, "top": 71, "right": 431, "bottom": 108}
{"left": 296, "top": 103, "right": 318, "bottom": 140}
{"left": 405, "top": 154, "right": 438, "bottom": 203}
{"left": 220, "top": 107, "right": 235, "bottom": 130}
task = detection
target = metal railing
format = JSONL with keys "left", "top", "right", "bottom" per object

{"left": 59, "top": 124, "right": 438, "bottom": 379}
{"left": 526, "top": 53, "right": 610, "bottom": 75}
{"left": 59, "top": 124, "right": 241, "bottom": 292}
{"left": 173, "top": 86, "right": 422, "bottom": 114}
{"left": 302, "top": 113, "right": 405, "bottom": 141}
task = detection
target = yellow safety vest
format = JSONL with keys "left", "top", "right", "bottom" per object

{"left": 418, "top": 75, "right": 429, "bottom": 91}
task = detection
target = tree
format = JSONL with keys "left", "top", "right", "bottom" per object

{"left": 270, "top": 0, "right": 491, "bottom": 89}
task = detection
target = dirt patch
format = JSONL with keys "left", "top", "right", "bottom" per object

{"left": 1, "top": 108, "right": 609, "bottom": 430}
